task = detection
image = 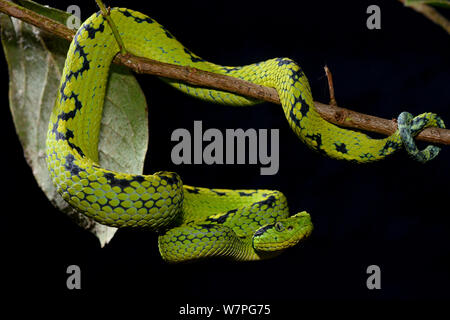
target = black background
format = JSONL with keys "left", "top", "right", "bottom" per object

{"left": 1, "top": 0, "right": 449, "bottom": 313}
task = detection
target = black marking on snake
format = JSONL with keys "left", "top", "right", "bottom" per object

{"left": 238, "top": 191, "right": 255, "bottom": 197}
{"left": 289, "top": 68, "right": 305, "bottom": 81}
{"left": 64, "top": 129, "right": 85, "bottom": 157}
{"left": 64, "top": 154, "right": 83, "bottom": 177}
{"left": 51, "top": 114, "right": 86, "bottom": 157}
{"left": 288, "top": 91, "right": 310, "bottom": 129}
{"left": 58, "top": 92, "right": 83, "bottom": 120}
{"left": 211, "top": 190, "right": 226, "bottom": 197}
{"left": 253, "top": 224, "right": 275, "bottom": 238}
{"left": 52, "top": 87, "right": 85, "bottom": 155}
{"left": 51, "top": 125, "right": 66, "bottom": 141}
{"left": 68, "top": 141, "right": 84, "bottom": 159}
{"left": 160, "top": 25, "right": 174, "bottom": 39}
{"left": 118, "top": 9, "right": 154, "bottom": 24}
{"left": 103, "top": 172, "right": 132, "bottom": 189}
{"left": 80, "top": 21, "right": 105, "bottom": 40}
{"left": 158, "top": 173, "right": 180, "bottom": 185}
{"left": 276, "top": 57, "right": 295, "bottom": 67}
{"left": 222, "top": 66, "right": 240, "bottom": 74}
{"left": 360, "top": 153, "right": 375, "bottom": 160}
{"left": 183, "top": 48, "right": 205, "bottom": 63}
{"left": 379, "top": 140, "right": 400, "bottom": 156}
{"left": 298, "top": 97, "right": 309, "bottom": 118}
{"left": 185, "top": 187, "right": 200, "bottom": 194}
{"left": 334, "top": 142, "right": 348, "bottom": 154}
{"left": 197, "top": 223, "right": 220, "bottom": 230}
{"left": 305, "top": 133, "right": 324, "bottom": 153}
{"left": 134, "top": 176, "right": 145, "bottom": 183}
{"left": 207, "top": 209, "right": 238, "bottom": 224}
{"left": 55, "top": 41, "right": 90, "bottom": 106}
{"left": 428, "top": 147, "right": 440, "bottom": 158}
{"left": 52, "top": 82, "right": 84, "bottom": 157}
{"left": 71, "top": 43, "right": 90, "bottom": 78}
{"left": 256, "top": 195, "right": 276, "bottom": 209}
{"left": 412, "top": 117, "right": 429, "bottom": 128}
{"left": 289, "top": 104, "right": 302, "bottom": 130}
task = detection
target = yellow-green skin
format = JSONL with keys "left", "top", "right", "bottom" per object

{"left": 45, "top": 8, "right": 441, "bottom": 263}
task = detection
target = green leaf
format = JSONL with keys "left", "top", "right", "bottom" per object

{"left": 0, "top": 7, "right": 149, "bottom": 246}
{"left": 12, "top": 0, "right": 72, "bottom": 25}
{"left": 405, "top": 0, "right": 450, "bottom": 8}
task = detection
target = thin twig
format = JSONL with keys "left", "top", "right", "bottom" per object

{"left": 324, "top": 65, "right": 337, "bottom": 106}
{"left": 95, "top": 0, "right": 126, "bottom": 55}
{"left": 0, "top": 0, "right": 448, "bottom": 145}
{"left": 398, "top": 0, "right": 450, "bottom": 35}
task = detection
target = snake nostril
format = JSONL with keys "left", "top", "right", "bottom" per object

{"left": 288, "top": 226, "right": 293, "bottom": 231}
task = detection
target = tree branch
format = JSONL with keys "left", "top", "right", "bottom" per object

{"left": 1, "top": 0, "right": 448, "bottom": 145}
{"left": 398, "top": 0, "right": 450, "bottom": 35}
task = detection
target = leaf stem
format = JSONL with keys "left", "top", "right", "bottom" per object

{"left": 94, "top": 0, "right": 127, "bottom": 55}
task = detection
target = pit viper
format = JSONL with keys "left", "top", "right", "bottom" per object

{"left": 45, "top": 8, "right": 444, "bottom": 263}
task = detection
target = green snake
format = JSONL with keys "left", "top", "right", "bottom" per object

{"left": 45, "top": 8, "right": 444, "bottom": 263}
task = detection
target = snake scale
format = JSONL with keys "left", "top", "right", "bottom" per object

{"left": 45, "top": 8, "right": 444, "bottom": 263}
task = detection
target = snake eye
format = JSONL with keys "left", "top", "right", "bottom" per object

{"left": 275, "top": 222, "right": 284, "bottom": 232}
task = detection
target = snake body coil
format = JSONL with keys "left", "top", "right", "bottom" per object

{"left": 46, "top": 8, "right": 443, "bottom": 262}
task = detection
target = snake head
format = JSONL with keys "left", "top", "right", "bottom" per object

{"left": 252, "top": 211, "right": 313, "bottom": 252}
